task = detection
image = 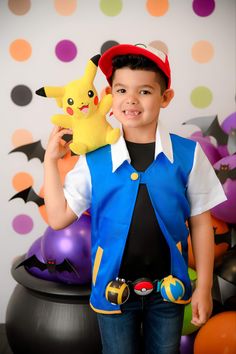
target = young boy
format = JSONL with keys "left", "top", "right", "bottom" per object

{"left": 44, "top": 44, "right": 226, "bottom": 354}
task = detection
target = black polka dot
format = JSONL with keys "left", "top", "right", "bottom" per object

{"left": 100, "top": 40, "right": 119, "bottom": 54}
{"left": 11, "top": 85, "right": 33, "bottom": 106}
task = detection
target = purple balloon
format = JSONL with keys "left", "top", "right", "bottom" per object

{"left": 180, "top": 333, "right": 197, "bottom": 354}
{"left": 190, "top": 135, "right": 221, "bottom": 165}
{"left": 211, "top": 155, "right": 236, "bottom": 224}
{"left": 221, "top": 112, "right": 236, "bottom": 134}
{"left": 26, "top": 236, "right": 58, "bottom": 281}
{"left": 217, "top": 112, "right": 236, "bottom": 157}
{"left": 41, "top": 214, "right": 91, "bottom": 284}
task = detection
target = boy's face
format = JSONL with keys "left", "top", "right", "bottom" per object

{"left": 111, "top": 67, "right": 174, "bottom": 142}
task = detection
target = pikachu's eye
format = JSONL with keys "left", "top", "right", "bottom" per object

{"left": 88, "top": 90, "right": 94, "bottom": 98}
{"left": 67, "top": 98, "right": 74, "bottom": 105}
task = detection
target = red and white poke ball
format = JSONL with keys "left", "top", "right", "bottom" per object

{"left": 160, "top": 275, "right": 185, "bottom": 302}
{"left": 133, "top": 279, "right": 154, "bottom": 296}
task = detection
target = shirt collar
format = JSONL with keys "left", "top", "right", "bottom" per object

{"left": 111, "top": 120, "right": 174, "bottom": 173}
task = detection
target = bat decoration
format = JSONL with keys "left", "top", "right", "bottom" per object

{"left": 183, "top": 115, "right": 228, "bottom": 145}
{"left": 9, "top": 140, "right": 45, "bottom": 163}
{"left": 15, "top": 254, "right": 80, "bottom": 277}
{"left": 213, "top": 228, "right": 232, "bottom": 246}
{"left": 9, "top": 186, "right": 44, "bottom": 207}
{"left": 215, "top": 164, "right": 236, "bottom": 184}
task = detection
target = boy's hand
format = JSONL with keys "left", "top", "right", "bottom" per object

{"left": 191, "top": 287, "right": 213, "bottom": 327}
{"left": 45, "top": 126, "right": 72, "bottom": 161}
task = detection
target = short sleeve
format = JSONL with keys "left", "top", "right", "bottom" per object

{"left": 63, "top": 155, "right": 92, "bottom": 217}
{"left": 187, "top": 143, "right": 227, "bottom": 216}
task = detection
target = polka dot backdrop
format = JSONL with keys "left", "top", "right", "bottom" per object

{"left": 0, "top": 0, "right": 235, "bottom": 322}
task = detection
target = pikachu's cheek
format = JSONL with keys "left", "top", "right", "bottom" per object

{"left": 66, "top": 107, "right": 74, "bottom": 115}
{"left": 94, "top": 96, "right": 98, "bottom": 105}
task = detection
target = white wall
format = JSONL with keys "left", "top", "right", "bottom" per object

{"left": 0, "top": 0, "right": 235, "bottom": 322}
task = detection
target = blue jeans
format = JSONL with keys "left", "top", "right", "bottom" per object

{"left": 97, "top": 292, "right": 184, "bottom": 354}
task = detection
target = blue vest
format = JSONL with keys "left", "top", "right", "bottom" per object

{"left": 86, "top": 134, "right": 196, "bottom": 314}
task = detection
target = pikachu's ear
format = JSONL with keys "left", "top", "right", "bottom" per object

{"left": 82, "top": 55, "right": 100, "bottom": 84}
{"left": 35, "top": 86, "right": 65, "bottom": 98}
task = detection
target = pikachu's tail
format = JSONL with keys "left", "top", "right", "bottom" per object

{"left": 35, "top": 87, "right": 46, "bottom": 97}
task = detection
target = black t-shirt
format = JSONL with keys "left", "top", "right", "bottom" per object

{"left": 119, "top": 140, "right": 170, "bottom": 281}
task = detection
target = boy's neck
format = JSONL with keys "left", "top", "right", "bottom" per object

{"left": 123, "top": 123, "right": 157, "bottom": 143}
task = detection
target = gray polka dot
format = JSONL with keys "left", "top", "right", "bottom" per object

{"left": 11, "top": 85, "right": 33, "bottom": 106}
{"left": 101, "top": 40, "right": 119, "bottom": 54}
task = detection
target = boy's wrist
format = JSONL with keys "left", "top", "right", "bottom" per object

{"left": 44, "top": 154, "right": 59, "bottom": 166}
{"left": 195, "top": 282, "right": 212, "bottom": 294}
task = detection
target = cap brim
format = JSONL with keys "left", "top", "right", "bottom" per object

{"left": 99, "top": 44, "right": 171, "bottom": 88}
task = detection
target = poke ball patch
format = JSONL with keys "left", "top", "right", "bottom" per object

{"left": 133, "top": 279, "right": 154, "bottom": 296}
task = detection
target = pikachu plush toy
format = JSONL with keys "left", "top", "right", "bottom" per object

{"left": 36, "top": 55, "right": 120, "bottom": 155}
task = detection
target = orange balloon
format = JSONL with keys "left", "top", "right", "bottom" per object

{"left": 194, "top": 311, "right": 236, "bottom": 354}
{"left": 188, "top": 215, "right": 230, "bottom": 269}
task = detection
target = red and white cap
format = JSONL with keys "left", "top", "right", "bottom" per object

{"left": 99, "top": 43, "right": 171, "bottom": 88}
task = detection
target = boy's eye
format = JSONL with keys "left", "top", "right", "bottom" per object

{"left": 88, "top": 90, "right": 94, "bottom": 98}
{"left": 140, "top": 90, "right": 151, "bottom": 95}
{"left": 117, "top": 88, "right": 126, "bottom": 93}
{"left": 67, "top": 98, "right": 74, "bottom": 105}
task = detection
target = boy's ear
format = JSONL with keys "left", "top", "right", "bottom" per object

{"left": 161, "top": 89, "right": 174, "bottom": 108}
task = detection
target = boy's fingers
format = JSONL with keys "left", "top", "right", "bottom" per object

{"left": 58, "top": 128, "right": 72, "bottom": 136}
{"left": 51, "top": 126, "right": 72, "bottom": 135}
{"left": 191, "top": 302, "right": 198, "bottom": 315}
{"left": 191, "top": 303, "right": 199, "bottom": 324}
{"left": 191, "top": 319, "right": 201, "bottom": 326}
{"left": 51, "top": 128, "right": 72, "bottom": 141}
{"left": 191, "top": 306, "right": 208, "bottom": 326}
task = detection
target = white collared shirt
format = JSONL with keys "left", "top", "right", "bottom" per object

{"left": 64, "top": 121, "right": 226, "bottom": 218}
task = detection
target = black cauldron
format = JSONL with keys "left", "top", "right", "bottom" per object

{"left": 6, "top": 255, "right": 102, "bottom": 354}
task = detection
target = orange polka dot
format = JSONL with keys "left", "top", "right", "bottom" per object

{"left": 9, "top": 39, "right": 32, "bottom": 61}
{"left": 54, "top": 0, "right": 77, "bottom": 15}
{"left": 146, "top": 0, "right": 169, "bottom": 17}
{"left": 12, "top": 172, "right": 34, "bottom": 191}
{"left": 192, "top": 40, "right": 214, "bottom": 63}
{"left": 12, "top": 130, "right": 33, "bottom": 148}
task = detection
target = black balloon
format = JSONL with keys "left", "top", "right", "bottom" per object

{"left": 215, "top": 246, "right": 236, "bottom": 285}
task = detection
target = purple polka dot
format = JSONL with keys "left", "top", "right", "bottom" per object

{"left": 12, "top": 214, "right": 33, "bottom": 234}
{"left": 55, "top": 40, "right": 77, "bottom": 62}
{"left": 192, "top": 0, "right": 215, "bottom": 17}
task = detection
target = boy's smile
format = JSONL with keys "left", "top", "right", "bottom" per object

{"left": 123, "top": 110, "right": 141, "bottom": 118}
{"left": 111, "top": 68, "right": 174, "bottom": 142}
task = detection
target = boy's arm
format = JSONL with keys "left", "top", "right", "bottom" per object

{"left": 44, "top": 127, "right": 77, "bottom": 229}
{"left": 188, "top": 210, "right": 214, "bottom": 326}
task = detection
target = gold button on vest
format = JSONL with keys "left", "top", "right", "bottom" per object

{"left": 130, "top": 172, "right": 139, "bottom": 181}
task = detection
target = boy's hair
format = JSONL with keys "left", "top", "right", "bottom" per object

{"left": 110, "top": 54, "right": 168, "bottom": 94}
